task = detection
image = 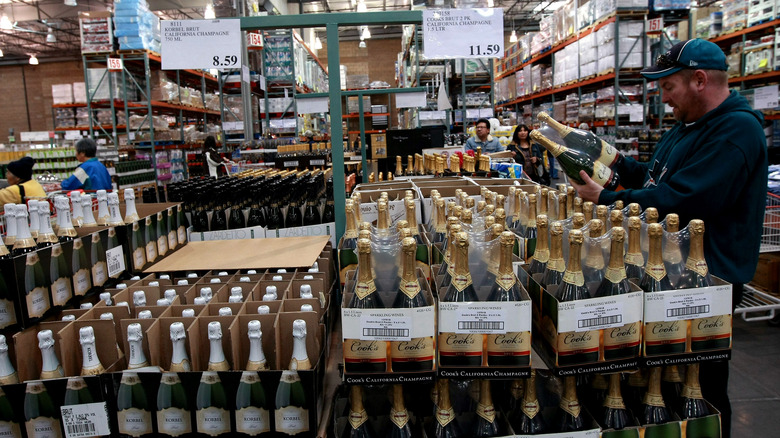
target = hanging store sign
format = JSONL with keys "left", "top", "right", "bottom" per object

{"left": 107, "top": 57, "right": 123, "bottom": 71}
{"left": 422, "top": 8, "right": 503, "bottom": 59}
{"left": 646, "top": 17, "right": 664, "bottom": 35}
{"left": 160, "top": 19, "right": 242, "bottom": 70}
{"left": 247, "top": 31, "right": 264, "bottom": 50}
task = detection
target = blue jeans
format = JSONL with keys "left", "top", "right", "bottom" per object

{"left": 547, "top": 152, "right": 558, "bottom": 178}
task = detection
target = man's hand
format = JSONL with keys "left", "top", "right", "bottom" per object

{"left": 570, "top": 170, "right": 603, "bottom": 203}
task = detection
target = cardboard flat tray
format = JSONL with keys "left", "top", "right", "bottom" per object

{"left": 142, "top": 235, "right": 330, "bottom": 272}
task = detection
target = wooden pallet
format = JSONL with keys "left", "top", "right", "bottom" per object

{"left": 719, "top": 25, "right": 747, "bottom": 36}
{"left": 117, "top": 49, "right": 161, "bottom": 57}
{"left": 580, "top": 74, "right": 596, "bottom": 81}
{"left": 597, "top": 68, "right": 615, "bottom": 76}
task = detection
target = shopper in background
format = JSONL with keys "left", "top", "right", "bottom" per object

{"left": 61, "top": 138, "right": 112, "bottom": 191}
{"left": 464, "top": 118, "right": 503, "bottom": 153}
{"left": 571, "top": 38, "right": 768, "bottom": 438}
{"left": 0, "top": 156, "right": 46, "bottom": 205}
{"left": 508, "top": 124, "right": 546, "bottom": 184}
{"left": 204, "top": 135, "right": 231, "bottom": 179}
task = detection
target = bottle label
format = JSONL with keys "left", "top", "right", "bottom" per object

{"left": 25, "top": 417, "right": 61, "bottom": 438}
{"left": 236, "top": 406, "right": 270, "bottom": 434}
{"left": 196, "top": 407, "right": 229, "bottom": 436}
{"left": 73, "top": 269, "right": 91, "bottom": 296}
{"left": 156, "top": 408, "right": 192, "bottom": 436}
{"left": 644, "top": 320, "right": 687, "bottom": 351}
{"left": 0, "top": 299, "right": 18, "bottom": 329}
{"left": 533, "top": 248, "right": 549, "bottom": 264}
{"left": 275, "top": 406, "right": 308, "bottom": 435}
{"left": 496, "top": 274, "right": 516, "bottom": 291}
{"left": 347, "top": 408, "right": 368, "bottom": 429}
{"left": 438, "top": 333, "right": 482, "bottom": 359}
{"left": 26, "top": 286, "right": 50, "bottom": 318}
{"left": 557, "top": 330, "right": 599, "bottom": 357}
{"left": 51, "top": 277, "right": 73, "bottom": 307}
{"left": 476, "top": 402, "right": 496, "bottom": 423}
{"left": 343, "top": 339, "right": 387, "bottom": 367}
{"left": 168, "top": 231, "right": 178, "bottom": 251}
{"left": 435, "top": 406, "right": 455, "bottom": 427}
{"left": 487, "top": 331, "right": 531, "bottom": 356}
{"left": 451, "top": 273, "right": 472, "bottom": 292}
{"left": 145, "top": 242, "right": 157, "bottom": 264}
{"left": 561, "top": 270, "right": 585, "bottom": 287}
{"left": 604, "top": 322, "right": 641, "bottom": 352}
{"left": 591, "top": 161, "right": 614, "bottom": 188}
{"left": 598, "top": 141, "right": 619, "bottom": 166}
{"left": 117, "top": 408, "right": 152, "bottom": 436}
{"left": 0, "top": 421, "right": 21, "bottom": 438}
{"left": 399, "top": 280, "right": 421, "bottom": 299}
{"left": 390, "top": 337, "right": 434, "bottom": 363}
{"left": 691, "top": 315, "right": 732, "bottom": 348}
{"left": 546, "top": 257, "right": 565, "bottom": 273}
{"left": 604, "top": 394, "right": 626, "bottom": 409}
{"left": 559, "top": 396, "right": 581, "bottom": 417}
{"left": 92, "top": 261, "right": 107, "bottom": 287}
{"left": 390, "top": 407, "right": 409, "bottom": 428}
{"left": 644, "top": 263, "right": 667, "bottom": 282}
{"left": 624, "top": 252, "right": 644, "bottom": 267}
{"left": 522, "top": 400, "right": 540, "bottom": 418}
{"left": 133, "top": 248, "right": 146, "bottom": 270}
{"left": 604, "top": 266, "right": 627, "bottom": 284}
{"left": 178, "top": 227, "right": 187, "bottom": 245}
{"left": 353, "top": 280, "right": 376, "bottom": 300}
{"left": 685, "top": 258, "right": 709, "bottom": 277}
{"left": 158, "top": 236, "right": 169, "bottom": 257}
{"left": 643, "top": 392, "right": 665, "bottom": 408}
{"left": 681, "top": 384, "right": 704, "bottom": 400}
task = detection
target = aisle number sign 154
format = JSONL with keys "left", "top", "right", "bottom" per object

{"left": 160, "top": 19, "right": 241, "bottom": 70}
{"left": 422, "top": 8, "right": 504, "bottom": 59}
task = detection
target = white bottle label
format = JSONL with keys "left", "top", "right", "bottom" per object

{"left": 92, "top": 262, "right": 107, "bottom": 287}
{"left": 178, "top": 227, "right": 187, "bottom": 245}
{"left": 157, "top": 236, "right": 168, "bottom": 257}
{"left": 117, "top": 408, "right": 152, "bottom": 437}
{"left": 26, "top": 287, "right": 50, "bottom": 318}
{"left": 236, "top": 407, "right": 270, "bottom": 434}
{"left": 146, "top": 242, "right": 157, "bottom": 264}
{"left": 157, "top": 408, "right": 192, "bottom": 436}
{"left": 196, "top": 407, "right": 229, "bottom": 436}
{"left": 73, "top": 269, "right": 91, "bottom": 296}
{"left": 275, "top": 406, "right": 308, "bottom": 435}
{"left": 133, "top": 248, "right": 145, "bottom": 270}
{"left": 25, "top": 417, "right": 62, "bottom": 438}
{"left": 168, "top": 232, "right": 178, "bottom": 251}
{"left": 0, "top": 299, "right": 18, "bottom": 329}
{"left": 51, "top": 278, "right": 72, "bottom": 307}
{"left": 0, "top": 421, "right": 21, "bottom": 438}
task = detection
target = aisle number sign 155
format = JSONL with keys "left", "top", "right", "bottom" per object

{"left": 422, "top": 8, "right": 504, "bottom": 59}
{"left": 160, "top": 19, "right": 241, "bottom": 70}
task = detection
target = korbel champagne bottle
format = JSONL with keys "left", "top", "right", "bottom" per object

{"left": 25, "top": 250, "right": 51, "bottom": 321}
{"left": 90, "top": 233, "right": 107, "bottom": 288}
{"left": 130, "top": 221, "right": 147, "bottom": 271}
{"left": 342, "top": 386, "right": 375, "bottom": 438}
{"left": 143, "top": 216, "right": 158, "bottom": 264}
{"left": 235, "top": 371, "right": 271, "bottom": 436}
{"left": 54, "top": 198, "right": 76, "bottom": 244}
{"left": 169, "top": 322, "right": 191, "bottom": 372}
{"left": 71, "top": 237, "right": 91, "bottom": 297}
{"left": 156, "top": 212, "right": 169, "bottom": 257}
{"left": 207, "top": 321, "right": 230, "bottom": 371}
{"left": 156, "top": 372, "right": 193, "bottom": 437}
{"left": 558, "top": 229, "right": 590, "bottom": 301}
{"left": 0, "top": 335, "right": 18, "bottom": 385}
{"left": 38, "top": 330, "right": 64, "bottom": 380}
{"left": 63, "top": 377, "right": 94, "bottom": 405}
{"left": 127, "top": 323, "right": 149, "bottom": 369}
{"left": 80, "top": 195, "right": 96, "bottom": 226}
{"left": 530, "top": 130, "right": 622, "bottom": 191}
{"left": 79, "top": 326, "right": 105, "bottom": 376}
{"left": 107, "top": 192, "right": 125, "bottom": 227}
{"left": 538, "top": 112, "right": 623, "bottom": 168}
{"left": 117, "top": 371, "right": 153, "bottom": 437}
{"left": 124, "top": 189, "right": 140, "bottom": 223}
{"left": 36, "top": 202, "right": 57, "bottom": 248}
{"left": 289, "top": 319, "right": 311, "bottom": 371}
{"left": 2, "top": 204, "right": 16, "bottom": 248}
{"left": 49, "top": 243, "right": 72, "bottom": 307}
{"left": 524, "top": 194, "right": 538, "bottom": 261}
{"left": 0, "top": 386, "right": 22, "bottom": 438}
{"left": 639, "top": 223, "right": 673, "bottom": 292}
{"left": 24, "top": 381, "right": 62, "bottom": 438}
{"left": 390, "top": 237, "right": 433, "bottom": 372}
{"left": 246, "top": 320, "right": 268, "bottom": 371}
{"left": 95, "top": 190, "right": 109, "bottom": 226}
{"left": 13, "top": 204, "right": 38, "bottom": 256}
{"left": 275, "top": 369, "right": 308, "bottom": 437}
{"left": 196, "top": 371, "right": 230, "bottom": 436}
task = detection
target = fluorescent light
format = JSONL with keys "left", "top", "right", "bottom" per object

{"left": 361, "top": 27, "right": 371, "bottom": 39}
{"left": 64, "top": 0, "right": 77, "bottom": 6}
{"left": 509, "top": 30, "right": 517, "bottom": 43}
{"left": 533, "top": 0, "right": 565, "bottom": 13}
{"left": 204, "top": 3, "right": 216, "bottom": 19}
{"left": 0, "top": 14, "right": 12, "bottom": 30}
{"left": 0, "top": 48, "right": 4, "bottom": 57}
{"left": 46, "top": 28, "right": 56, "bottom": 43}
{"left": 29, "top": 54, "right": 38, "bottom": 65}
{"left": 314, "top": 36, "right": 323, "bottom": 50}
{"left": 487, "top": 0, "right": 494, "bottom": 7}
{"left": 356, "top": 0, "right": 367, "bottom": 12}
{"left": 359, "top": 40, "right": 366, "bottom": 48}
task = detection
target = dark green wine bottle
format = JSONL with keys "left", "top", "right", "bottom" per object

{"left": 274, "top": 370, "right": 309, "bottom": 437}
{"left": 528, "top": 215, "right": 549, "bottom": 275}
{"left": 24, "top": 381, "right": 61, "bottom": 438}
{"left": 602, "top": 373, "right": 630, "bottom": 430}
{"left": 557, "top": 229, "right": 590, "bottom": 301}
{"left": 387, "top": 385, "right": 413, "bottom": 438}
{"left": 639, "top": 224, "right": 673, "bottom": 292}
{"left": 0, "top": 386, "right": 21, "bottom": 438}
{"left": 641, "top": 367, "right": 671, "bottom": 425}
{"left": 557, "top": 376, "right": 585, "bottom": 432}
{"left": 90, "top": 233, "right": 107, "bottom": 288}
{"left": 513, "top": 371, "right": 546, "bottom": 434}
{"left": 63, "top": 377, "right": 94, "bottom": 405}
{"left": 25, "top": 252, "right": 50, "bottom": 321}
{"left": 117, "top": 371, "right": 153, "bottom": 437}
{"left": 235, "top": 371, "right": 271, "bottom": 436}
{"left": 342, "top": 386, "right": 375, "bottom": 438}
{"left": 681, "top": 364, "right": 710, "bottom": 419}
{"left": 196, "top": 371, "right": 230, "bottom": 436}
{"left": 156, "top": 372, "right": 193, "bottom": 437}
{"left": 524, "top": 194, "right": 538, "bottom": 262}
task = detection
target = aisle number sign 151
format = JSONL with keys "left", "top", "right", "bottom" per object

{"left": 160, "top": 19, "right": 241, "bottom": 70}
{"left": 422, "top": 8, "right": 504, "bottom": 59}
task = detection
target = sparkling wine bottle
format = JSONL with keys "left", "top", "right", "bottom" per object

{"left": 602, "top": 373, "right": 630, "bottom": 430}
{"left": 434, "top": 379, "right": 463, "bottom": 438}
{"left": 156, "top": 372, "right": 193, "bottom": 437}
{"left": 124, "top": 189, "right": 140, "bottom": 223}
{"left": 595, "top": 228, "right": 631, "bottom": 297}
{"left": 343, "top": 385, "right": 375, "bottom": 438}
{"left": 473, "top": 380, "right": 499, "bottom": 437}
{"left": 639, "top": 223, "right": 673, "bottom": 292}
{"left": 641, "top": 367, "right": 671, "bottom": 425}
{"left": 235, "top": 370, "right": 271, "bottom": 436}
{"left": 524, "top": 194, "right": 538, "bottom": 261}
{"left": 557, "top": 376, "right": 585, "bottom": 432}
{"left": 25, "top": 249, "right": 51, "bottom": 321}
{"left": 676, "top": 220, "right": 712, "bottom": 289}
{"left": 557, "top": 229, "right": 590, "bottom": 301}
{"left": 2, "top": 204, "right": 16, "bottom": 248}
{"left": 662, "top": 365, "right": 684, "bottom": 414}
{"left": 681, "top": 363, "right": 710, "bottom": 419}
{"left": 13, "top": 204, "right": 37, "bottom": 256}
{"left": 0, "top": 387, "right": 21, "bottom": 438}
{"left": 117, "top": 371, "right": 153, "bottom": 437}
{"left": 529, "top": 215, "right": 549, "bottom": 275}
{"left": 143, "top": 216, "right": 158, "bottom": 264}
{"left": 169, "top": 322, "right": 191, "bottom": 372}
{"left": 289, "top": 319, "right": 311, "bottom": 371}
{"left": 90, "top": 233, "right": 107, "bottom": 288}
{"left": 582, "top": 219, "right": 605, "bottom": 285}
{"left": 207, "top": 321, "right": 229, "bottom": 371}
{"left": 127, "top": 323, "right": 149, "bottom": 369}
{"left": 36, "top": 202, "right": 57, "bottom": 248}
{"left": 79, "top": 326, "right": 104, "bottom": 376}
{"left": 514, "top": 370, "right": 546, "bottom": 434}
{"left": 71, "top": 237, "right": 91, "bottom": 297}
{"left": 610, "top": 209, "right": 624, "bottom": 231}
{"left": 624, "top": 216, "right": 644, "bottom": 280}
{"left": 196, "top": 371, "right": 230, "bottom": 436}
{"left": 538, "top": 112, "right": 622, "bottom": 168}
{"left": 80, "top": 195, "right": 96, "bottom": 226}
{"left": 246, "top": 320, "right": 268, "bottom": 371}
{"left": 0, "top": 335, "right": 18, "bottom": 385}
{"left": 540, "top": 221, "right": 565, "bottom": 288}
{"left": 63, "top": 376, "right": 94, "bottom": 406}
{"left": 24, "top": 381, "right": 62, "bottom": 438}
{"left": 38, "top": 330, "right": 64, "bottom": 380}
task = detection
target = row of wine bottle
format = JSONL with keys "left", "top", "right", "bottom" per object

{"left": 391, "top": 149, "right": 493, "bottom": 178}
{"left": 169, "top": 169, "right": 334, "bottom": 233}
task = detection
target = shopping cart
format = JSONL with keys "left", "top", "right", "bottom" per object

{"left": 735, "top": 192, "right": 780, "bottom": 322}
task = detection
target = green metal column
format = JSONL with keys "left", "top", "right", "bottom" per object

{"left": 357, "top": 95, "right": 368, "bottom": 181}
{"left": 327, "top": 22, "right": 346, "bottom": 241}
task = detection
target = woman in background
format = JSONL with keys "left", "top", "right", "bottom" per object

{"left": 508, "top": 124, "right": 545, "bottom": 184}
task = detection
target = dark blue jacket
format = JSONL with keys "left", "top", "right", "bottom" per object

{"left": 62, "top": 158, "right": 113, "bottom": 191}
{"left": 600, "top": 91, "right": 768, "bottom": 284}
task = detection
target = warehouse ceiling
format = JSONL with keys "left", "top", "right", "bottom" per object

{"left": 0, "top": 0, "right": 675, "bottom": 64}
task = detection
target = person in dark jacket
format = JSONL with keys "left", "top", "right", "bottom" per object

{"left": 572, "top": 39, "right": 768, "bottom": 438}
{"left": 61, "top": 138, "right": 112, "bottom": 191}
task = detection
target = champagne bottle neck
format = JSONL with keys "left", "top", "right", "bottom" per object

{"left": 290, "top": 335, "right": 310, "bottom": 369}
{"left": 248, "top": 336, "right": 266, "bottom": 362}
{"left": 392, "top": 385, "right": 405, "bottom": 412}
{"left": 171, "top": 339, "right": 189, "bottom": 364}
{"left": 536, "top": 223, "right": 549, "bottom": 251}
{"left": 40, "top": 346, "right": 61, "bottom": 373}
{"left": 357, "top": 250, "right": 374, "bottom": 284}
{"left": 401, "top": 248, "right": 417, "bottom": 284}
{"left": 549, "top": 233, "right": 564, "bottom": 261}
{"left": 81, "top": 342, "right": 102, "bottom": 369}
{"left": 209, "top": 338, "right": 226, "bottom": 364}
{"left": 497, "top": 241, "right": 514, "bottom": 276}
{"left": 648, "top": 234, "right": 664, "bottom": 266}
{"left": 523, "top": 376, "right": 538, "bottom": 402}
{"left": 688, "top": 231, "right": 705, "bottom": 263}
{"left": 627, "top": 227, "right": 641, "bottom": 254}
{"left": 608, "top": 236, "right": 625, "bottom": 269}
{"left": 128, "top": 339, "right": 147, "bottom": 366}
{"left": 0, "top": 350, "right": 15, "bottom": 378}
{"left": 567, "top": 241, "right": 583, "bottom": 272}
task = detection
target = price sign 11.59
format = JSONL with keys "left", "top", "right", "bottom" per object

{"left": 423, "top": 8, "right": 504, "bottom": 59}
{"left": 161, "top": 19, "right": 241, "bottom": 70}
{"left": 469, "top": 44, "right": 500, "bottom": 56}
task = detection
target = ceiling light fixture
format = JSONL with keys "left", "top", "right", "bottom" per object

{"left": 359, "top": 40, "right": 366, "bottom": 48}
{"left": 356, "top": 0, "right": 367, "bottom": 12}
{"left": 64, "top": 0, "right": 77, "bottom": 6}
{"left": 46, "top": 28, "right": 56, "bottom": 43}
{"left": 487, "top": 0, "right": 494, "bottom": 7}
{"left": 29, "top": 54, "right": 38, "bottom": 65}
{"left": 204, "top": 3, "right": 216, "bottom": 19}
{"left": 361, "top": 27, "right": 371, "bottom": 39}
{"left": 509, "top": 30, "right": 517, "bottom": 43}
{"left": 0, "top": 14, "right": 12, "bottom": 30}
{"left": 314, "top": 36, "right": 323, "bottom": 50}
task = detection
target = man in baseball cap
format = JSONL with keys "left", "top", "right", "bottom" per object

{"left": 571, "top": 39, "right": 767, "bottom": 438}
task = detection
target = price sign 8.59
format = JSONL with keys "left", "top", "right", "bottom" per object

{"left": 161, "top": 19, "right": 241, "bottom": 70}
{"left": 423, "top": 8, "right": 504, "bottom": 59}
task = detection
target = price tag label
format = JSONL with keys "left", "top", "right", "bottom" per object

{"left": 106, "top": 246, "right": 126, "bottom": 278}
{"left": 107, "top": 57, "right": 123, "bottom": 71}
{"left": 161, "top": 19, "right": 241, "bottom": 70}
{"left": 573, "top": 300, "right": 625, "bottom": 332}
{"left": 664, "top": 292, "right": 713, "bottom": 321}
{"left": 350, "top": 155, "right": 362, "bottom": 161}
{"left": 423, "top": 8, "right": 503, "bottom": 59}
{"left": 359, "top": 314, "right": 412, "bottom": 341}
{"left": 454, "top": 307, "right": 506, "bottom": 334}
{"left": 61, "top": 402, "right": 111, "bottom": 438}
{"left": 310, "top": 159, "right": 326, "bottom": 166}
